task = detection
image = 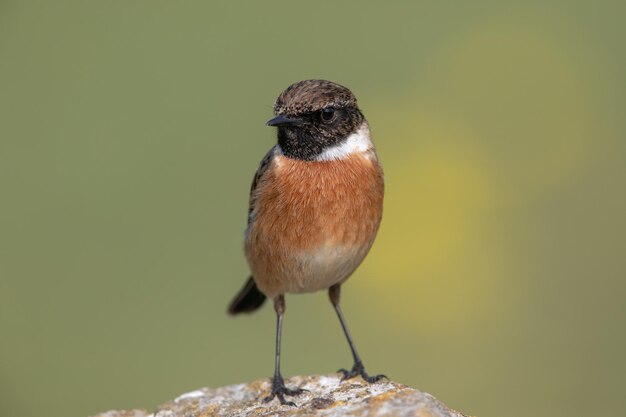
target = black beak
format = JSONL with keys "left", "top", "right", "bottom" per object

{"left": 266, "top": 114, "right": 301, "bottom": 127}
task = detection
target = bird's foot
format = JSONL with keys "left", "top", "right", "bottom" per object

{"left": 338, "top": 360, "right": 387, "bottom": 383}
{"left": 263, "top": 374, "right": 307, "bottom": 406}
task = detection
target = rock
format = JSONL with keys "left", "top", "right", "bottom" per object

{"left": 91, "top": 374, "right": 468, "bottom": 417}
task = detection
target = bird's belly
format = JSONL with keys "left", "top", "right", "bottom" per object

{"left": 284, "top": 242, "right": 372, "bottom": 294}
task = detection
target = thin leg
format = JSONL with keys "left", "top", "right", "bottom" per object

{"left": 263, "top": 295, "right": 305, "bottom": 406}
{"left": 329, "top": 284, "right": 386, "bottom": 383}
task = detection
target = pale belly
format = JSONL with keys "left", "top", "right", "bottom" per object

{"left": 289, "top": 243, "right": 371, "bottom": 293}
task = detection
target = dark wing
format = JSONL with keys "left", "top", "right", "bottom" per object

{"left": 247, "top": 146, "right": 277, "bottom": 226}
{"left": 228, "top": 148, "right": 276, "bottom": 315}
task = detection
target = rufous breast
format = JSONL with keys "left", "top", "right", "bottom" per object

{"left": 245, "top": 152, "right": 384, "bottom": 297}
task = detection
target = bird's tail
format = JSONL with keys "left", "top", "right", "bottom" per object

{"left": 227, "top": 276, "right": 267, "bottom": 315}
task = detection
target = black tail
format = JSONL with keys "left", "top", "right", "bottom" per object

{"left": 228, "top": 276, "right": 267, "bottom": 315}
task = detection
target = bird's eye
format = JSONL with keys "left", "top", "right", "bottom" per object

{"left": 320, "top": 107, "right": 336, "bottom": 123}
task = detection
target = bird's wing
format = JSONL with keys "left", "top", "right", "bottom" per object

{"left": 247, "top": 146, "right": 277, "bottom": 226}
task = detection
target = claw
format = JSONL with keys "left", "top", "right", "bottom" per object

{"left": 337, "top": 368, "right": 351, "bottom": 381}
{"left": 337, "top": 361, "right": 386, "bottom": 383}
{"left": 264, "top": 375, "right": 305, "bottom": 406}
{"left": 365, "top": 373, "right": 387, "bottom": 383}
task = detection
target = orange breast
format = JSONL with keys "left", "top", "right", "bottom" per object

{"left": 245, "top": 153, "right": 384, "bottom": 297}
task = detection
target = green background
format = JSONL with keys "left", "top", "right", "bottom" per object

{"left": 1, "top": 1, "right": 624, "bottom": 416}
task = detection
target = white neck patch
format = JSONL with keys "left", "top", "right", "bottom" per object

{"left": 315, "top": 123, "right": 374, "bottom": 161}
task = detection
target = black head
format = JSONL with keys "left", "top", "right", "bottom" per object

{"left": 267, "top": 80, "right": 365, "bottom": 160}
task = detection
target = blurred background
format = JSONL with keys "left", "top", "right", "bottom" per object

{"left": 1, "top": 1, "right": 624, "bottom": 416}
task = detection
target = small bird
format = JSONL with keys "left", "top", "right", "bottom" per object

{"left": 228, "top": 80, "right": 385, "bottom": 406}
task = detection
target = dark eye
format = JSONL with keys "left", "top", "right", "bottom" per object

{"left": 320, "top": 107, "right": 336, "bottom": 123}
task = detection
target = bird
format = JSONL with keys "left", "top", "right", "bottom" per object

{"left": 228, "top": 79, "right": 385, "bottom": 406}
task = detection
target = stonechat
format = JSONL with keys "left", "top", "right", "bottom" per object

{"left": 228, "top": 80, "right": 385, "bottom": 406}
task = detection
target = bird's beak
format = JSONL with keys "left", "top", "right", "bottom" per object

{"left": 266, "top": 114, "right": 301, "bottom": 127}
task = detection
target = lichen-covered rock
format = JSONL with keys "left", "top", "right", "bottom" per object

{"left": 92, "top": 374, "right": 468, "bottom": 417}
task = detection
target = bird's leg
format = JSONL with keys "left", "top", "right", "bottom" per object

{"left": 263, "top": 295, "right": 306, "bottom": 406}
{"left": 329, "top": 284, "right": 386, "bottom": 383}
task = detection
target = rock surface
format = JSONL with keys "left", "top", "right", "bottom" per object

{"left": 92, "top": 374, "right": 468, "bottom": 417}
